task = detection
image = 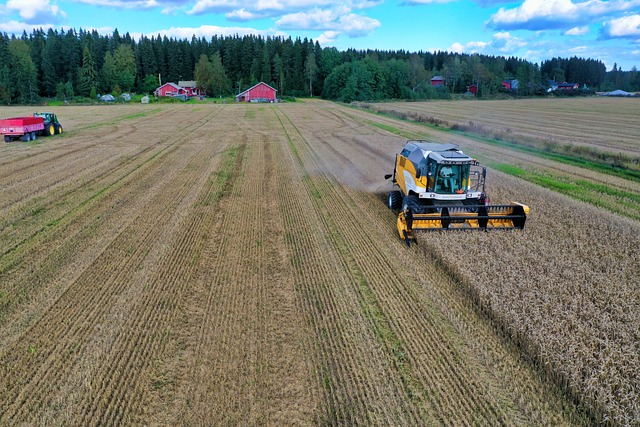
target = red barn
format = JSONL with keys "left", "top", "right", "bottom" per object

{"left": 467, "top": 84, "right": 478, "bottom": 95}
{"left": 236, "top": 82, "right": 277, "bottom": 102}
{"left": 430, "top": 76, "right": 445, "bottom": 87}
{"left": 154, "top": 82, "right": 188, "bottom": 97}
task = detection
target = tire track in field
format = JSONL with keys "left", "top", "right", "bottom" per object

{"left": 0, "top": 106, "right": 224, "bottom": 343}
{"left": 0, "top": 108, "right": 219, "bottom": 255}
{"left": 273, "top": 106, "right": 426, "bottom": 425}
{"left": 165, "top": 109, "right": 318, "bottom": 426}
{"left": 70, "top": 135, "right": 227, "bottom": 426}
{"left": 276, "top": 102, "right": 584, "bottom": 426}
{"left": 0, "top": 119, "right": 222, "bottom": 423}
{"left": 0, "top": 108, "right": 172, "bottom": 172}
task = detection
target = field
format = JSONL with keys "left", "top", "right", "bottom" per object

{"left": 0, "top": 99, "right": 638, "bottom": 426}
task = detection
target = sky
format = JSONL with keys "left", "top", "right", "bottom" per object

{"left": 1, "top": 0, "right": 640, "bottom": 71}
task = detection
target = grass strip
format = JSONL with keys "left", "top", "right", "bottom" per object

{"left": 352, "top": 104, "right": 640, "bottom": 182}
{"left": 490, "top": 163, "right": 640, "bottom": 221}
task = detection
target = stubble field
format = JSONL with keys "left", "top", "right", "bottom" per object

{"left": 0, "top": 99, "right": 638, "bottom": 426}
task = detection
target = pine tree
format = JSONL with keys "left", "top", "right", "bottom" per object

{"left": 78, "top": 46, "right": 98, "bottom": 97}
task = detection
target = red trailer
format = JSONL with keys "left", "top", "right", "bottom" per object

{"left": 1, "top": 116, "right": 44, "bottom": 142}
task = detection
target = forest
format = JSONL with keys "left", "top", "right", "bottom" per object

{"left": 1, "top": 27, "right": 639, "bottom": 105}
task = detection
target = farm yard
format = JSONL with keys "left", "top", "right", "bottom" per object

{"left": 0, "top": 99, "right": 638, "bottom": 426}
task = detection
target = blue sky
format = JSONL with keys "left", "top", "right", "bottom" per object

{"left": 1, "top": 0, "right": 640, "bottom": 70}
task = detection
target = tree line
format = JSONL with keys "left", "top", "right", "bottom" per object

{"left": 0, "top": 28, "right": 638, "bottom": 105}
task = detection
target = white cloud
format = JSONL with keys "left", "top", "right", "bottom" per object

{"left": 448, "top": 42, "right": 465, "bottom": 53}
{"left": 488, "top": 0, "right": 640, "bottom": 31}
{"left": 6, "top": 0, "right": 66, "bottom": 24}
{"left": 564, "top": 26, "right": 589, "bottom": 35}
{"left": 316, "top": 30, "right": 341, "bottom": 45}
{"left": 602, "top": 14, "right": 640, "bottom": 38}
{"left": 447, "top": 32, "right": 525, "bottom": 55}
{"left": 276, "top": 7, "right": 380, "bottom": 37}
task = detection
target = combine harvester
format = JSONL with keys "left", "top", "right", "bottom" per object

{"left": 385, "top": 141, "right": 529, "bottom": 246}
{"left": 1, "top": 112, "right": 63, "bottom": 142}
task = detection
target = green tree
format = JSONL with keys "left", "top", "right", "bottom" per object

{"left": 78, "top": 46, "right": 98, "bottom": 97}
{"left": 305, "top": 51, "right": 317, "bottom": 96}
{"left": 142, "top": 74, "right": 159, "bottom": 94}
{"left": 101, "top": 51, "right": 117, "bottom": 92}
{"left": 113, "top": 44, "right": 136, "bottom": 91}
{"left": 194, "top": 54, "right": 213, "bottom": 95}
{"left": 8, "top": 39, "right": 38, "bottom": 103}
{"left": 210, "top": 52, "right": 229, "bottom": 96}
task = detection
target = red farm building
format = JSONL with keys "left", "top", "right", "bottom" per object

{"left": 235, "top": 82, "right": 277, "bottom": 102}
{"left": 430, "top": 76, "right": 445, "bottom": 87}
{"left": 178, "top": 81, "right": 203, "bottom": 96}
{"left": 557, "top": 82, "right": 579, "bottom": 90}
{"left": 154, "top": 82, "right": 188, "bottom": 97}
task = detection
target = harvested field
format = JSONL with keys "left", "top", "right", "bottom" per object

{"left": 369, "top": 97, "right": 640, "bottom": 156}
{"left": 0, "top": 101, "right": 638, "bottom": 426}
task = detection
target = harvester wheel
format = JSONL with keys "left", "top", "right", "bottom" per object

{"left": 401, "top": 195, "right": 420, "bottom": 214}
{"left": 388, "top": 191, "right": 402, "bottom": 210}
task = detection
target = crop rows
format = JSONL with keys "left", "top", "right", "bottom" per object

{"left": 273, "top": 103, "right": 584, "bottom": 425}
{"left": 320, "top": 100, "right": 639, "bottom": 425}
{"left": 1, "top": 100, "right": 634, "bottom": 425}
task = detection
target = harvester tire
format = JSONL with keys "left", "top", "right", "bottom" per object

{"left": 388, "top": 191, "right": 402, "bottom": 210}
{"left": 402, "top": 195, "right": 420, "bottom": 214}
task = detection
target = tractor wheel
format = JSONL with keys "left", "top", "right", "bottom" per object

{"left": 46, "top": 124, "right": 55, "bottom": 136}
{"left": 31, "top": 132, "right": 36, "bottom": 141}
{"left": 22, "top": 133, "right": 31, "bottom": 142}
{"left": 4, "top": 135, "right": 12, "bottom": 143}
{"left": 58, "top": 125, "right": 63, "bottom": 134}
{"left": 387, "top": 191, "right": 402, "bottom": 210}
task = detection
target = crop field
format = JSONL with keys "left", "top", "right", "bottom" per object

{"left": 0, "top": 100, "right": 638, "bottom": 426}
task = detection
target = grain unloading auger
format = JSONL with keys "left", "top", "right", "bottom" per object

{"left": 385, "top": 141, "right": 530, "bottom": 246}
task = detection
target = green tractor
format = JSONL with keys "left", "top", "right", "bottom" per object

{"left": 33, "top": 112, "right": 63, "bottom": 136}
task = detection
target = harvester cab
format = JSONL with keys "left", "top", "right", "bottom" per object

{"left": 385, "top": 141, "right": 529, "bottom": 246}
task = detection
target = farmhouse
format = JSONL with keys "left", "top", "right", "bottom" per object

{"left": 154, "top": 82, "right": 188, "bottom": 98}
{"left": 178, "top": 81, "right": 203, "bottom": 97}
{"left": 430, "top": 76, "right": 445, "bottom": 87}
{"left": 235, "top": 82, "right": 277, "bottom": 102}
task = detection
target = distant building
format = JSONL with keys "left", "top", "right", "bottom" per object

{"left": 466, "top": 84, "right": 478, "bottom": 95}
{"left": 502, "top": 79, "right": 519, "bottom": 91}
{"left": 154, "top": 82, "right": 187, "bottom": 97}
{"left": 235, "top": 82, "right": 277, "bottom": 102}
{"left": 178, "top": 81, "right": 203, "bottom": 97}
{"left": 557, "top": 82, "right": 579, "bottom": 90}
{"left": 430, "top": 76, "right": 445, "bottom": 87}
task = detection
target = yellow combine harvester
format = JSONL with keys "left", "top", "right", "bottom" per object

{"left": 385, "top": 141, "right": 529, "bottom": 246}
